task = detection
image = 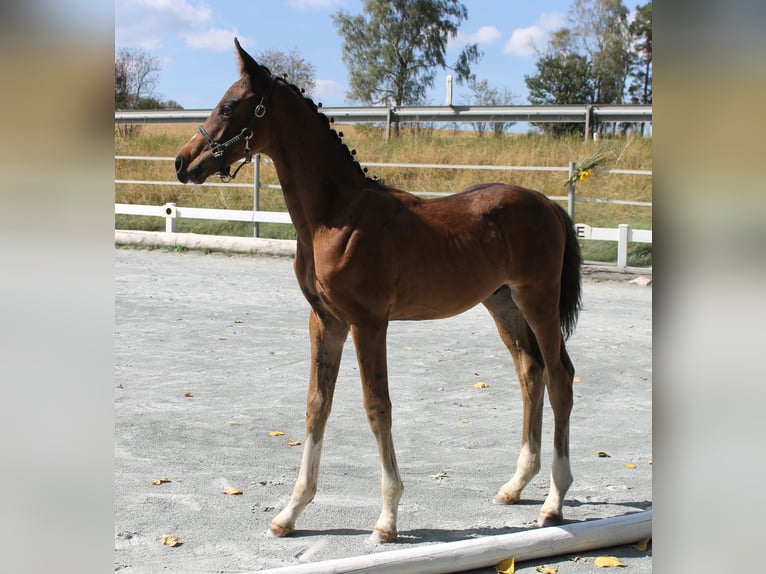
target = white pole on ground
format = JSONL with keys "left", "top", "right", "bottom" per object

{"left": 254, "top": 509, "right": 652, "bottom": 574}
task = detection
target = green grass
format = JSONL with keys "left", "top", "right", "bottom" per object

{"left": 115, "top": 124, "right": 651, "bottom": 265}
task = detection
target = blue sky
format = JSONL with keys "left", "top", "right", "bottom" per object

{"left": 115, "top": 0, "right": 629, "bottom": 110}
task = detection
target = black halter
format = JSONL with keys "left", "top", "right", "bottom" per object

{"left": 198, "top": 74, "right": 277, "bottom": 182}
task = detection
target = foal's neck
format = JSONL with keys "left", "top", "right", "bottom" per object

{"left": 265, "top": 92, "right": 371, "bottom": 243}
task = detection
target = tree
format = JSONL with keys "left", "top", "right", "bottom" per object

{"left": 115, "top": 47, "right": 161, "bottom": 111}
{"left": 115, "top": 47, "right": 183, "bottom": 136}
{"left": 332, "top": 0, "right": 481, "bottom": 112}
{"left": 628, "top": 1, "right": 652, "bottom": 105}
{"left": 524, "top": 29, "right": 595, "bottom": 137}
{"left": 567, "top": 0, "right": 631, "bottom": 108}
{"left": 465, "top": 79, "right": 516, "bottom": 137}
{"left": 525, "top": 0, "right": 640, "bottom": 136}
{"left": 256, "top": 48, "right": 317, "bottom": 97}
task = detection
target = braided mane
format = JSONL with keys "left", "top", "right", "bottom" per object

{"left": 258, "top": 63, "right": 382, "bottom": 186}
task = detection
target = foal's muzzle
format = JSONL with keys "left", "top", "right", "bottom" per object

{"left": 174, "top": 155, "right": 185, "bottom": 177}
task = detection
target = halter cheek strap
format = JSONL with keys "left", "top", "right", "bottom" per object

{"left": 198, "top": 73, "right": 277, "bottom": 182}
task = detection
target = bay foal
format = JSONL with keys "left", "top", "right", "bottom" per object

{"left": 175, "top": 39, "right": 582, "bottom": 544}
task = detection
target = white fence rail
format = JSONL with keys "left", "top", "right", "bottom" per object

{"left": 115, "top": 199, "right": 651, "bottom": 268}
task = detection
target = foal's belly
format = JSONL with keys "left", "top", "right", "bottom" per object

{"left": 388, "top": 266, "right": 505, "bottom": 321}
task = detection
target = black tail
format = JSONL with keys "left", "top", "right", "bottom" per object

{"left": 556, "top": 204, "right": 582, "bottom": 339}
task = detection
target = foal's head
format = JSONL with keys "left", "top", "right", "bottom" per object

{"left": 175, "top": 38, "right": 277, "bottom": 184}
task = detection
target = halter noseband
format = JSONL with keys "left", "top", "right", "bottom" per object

{"left": 198, "top": 74, "right": 277, "bottom": 182}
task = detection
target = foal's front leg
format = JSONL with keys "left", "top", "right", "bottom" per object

{"left": 269, "top": 310, "right": 348, "bottom": 537}
{"left": 351, "top": 322, "right": 404, "bottom": 544}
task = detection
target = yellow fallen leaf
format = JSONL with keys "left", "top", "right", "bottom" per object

{"left": 596, "top": 451, "right": 611, "bottom": 457}
{"left": 287, "top": 439, "right": 301, "bottom": 446}
{"left": 222, "top": 486, "right": 243, "bottom": 495}
{"left": 151, "top": 477, "right": 171, "bottom": 485}
{"left": 632, "top": 538, "right": 650, "bottom": 551}
{"left": 268, "top": 431, "right": 285, "bottom": 437}
{"left": 458, "top": 418, "right": 471, "bottom": 424}
{"left": 594, "top": 556, "right": 626, "bottom": 567}
{"left": 536, "top": 567, "right": 558, "bottom": 574}
{"left": 473, "top": 381, "right": 489, "bottom": 389}
{"left": 496, "top": 556, "right": 515, "bottom": 574}
{"left": 573, "top": 376, "right": 582, "bottom": 383}
{"left": 436, "top": 387, "right": 444, "bottom": 392}
{"left": 225, "top": 420, "right": 240, "bottom": 425}
{"left": 161, "top": 534, "right": 180, "bottom": 547}
{"left": 624, "top": 463, "right": 637, "bottom": 469}
{"left": 403, "top": 346, "right": 413, "bottom": 350}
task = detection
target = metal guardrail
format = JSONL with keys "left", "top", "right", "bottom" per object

{"left": 115, "top": 104, "right": 651, "bottom": 142}
{"left": 114, "top": 104, "right": 651, "bottom": 124}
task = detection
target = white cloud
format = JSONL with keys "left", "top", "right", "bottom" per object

{"left": 312, "top": 79, "right": 345, "bottom": 104}
{"left": 503, "top": 27, "right": 540, "bottom": 57}
{"left": 457, "top": 25, "right": 502, "bottom": 45}
{"left": 182, "top": 28, "right": 242, "bottom": 52}
{"left": 137, "top": 0, "right": 212, "bottom": 22}
{"left": 116, "top": 0, "right": 221, "bottom": 51}
{"left": 503, "top": 12, "right": 565, "bottom": 57}
{"left": 117, "top": 0, "right": 212, "bottom": 35}
{"left": 287, "top": 0, "right": 340, "bottom": 8}
{"left": 538, "top": 12, "right": 565, "bottom": 30}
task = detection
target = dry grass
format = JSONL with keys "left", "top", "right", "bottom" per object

{"left": 115, "top": 122, "right": 652, "bottom": 264}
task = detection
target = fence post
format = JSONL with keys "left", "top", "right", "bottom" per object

{"left": 567, "top": 162, "right": 576, "bottom": 221}
{"left": 253, "top": 154, "right": 261, "bottom": 238}
{"left": 164, "top": 202, "right": 177, "bottom": 233}
{"left": 617, "top": 224, "right": 629, "bottom": 268}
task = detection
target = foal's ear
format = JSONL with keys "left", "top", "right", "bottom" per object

{"left": 234, "top": 37, "right": 259, "bottom": 78}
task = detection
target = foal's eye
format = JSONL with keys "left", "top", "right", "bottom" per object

{"left": 220, "top": 104, "right": 233, "bottom": 116}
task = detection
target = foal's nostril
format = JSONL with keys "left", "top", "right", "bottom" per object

{"left": 174, "top": 155, "right": 184, "bottom": 174}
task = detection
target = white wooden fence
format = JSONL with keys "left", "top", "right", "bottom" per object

{"left": 115, "top": 154, "right": 651, "bottom": 268}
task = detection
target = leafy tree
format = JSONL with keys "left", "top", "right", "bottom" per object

{"left": 524, "top": 29, "right": 595, "bottom": 137}
{"left": 628, "top": 1, "right": 652, "bottom": 105}
{"left": 567, "top": 0, "right": 631, "bottom": 107}
{"left": 332, "top": 0, "right": 481, "bottom": 110}
{"left": 526, "top": 0, "right": 647, "bottom": 136}
{"left": 256, "top": 48, "right": 317, "bottom": 97}
{"left": 465, "top": 79, "right": 516, "bottom": 137}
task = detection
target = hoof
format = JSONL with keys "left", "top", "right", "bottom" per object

{"left": 537, "top": 511, "right": 563, "bottom": 528}
{"left": 367, "top": 528, "right": 397, "bottom": 545}
{"left": 268, "top": 522, "right": 293, "bottom": 538}
{"left": 492, "top": 490, "right": 520, "bottom": 505}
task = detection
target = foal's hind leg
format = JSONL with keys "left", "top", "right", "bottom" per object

{"left": 482, "top": 286, "right": 546, "bottom": 507}
{"left": 269, "top": 309, "right": 348, "bottom": 537}
{"left": 511, "top": 283, "right": 575, "bottom": 527}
